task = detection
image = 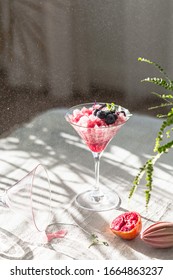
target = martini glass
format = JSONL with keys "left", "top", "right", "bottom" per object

{"left": 0, "top": 164, "right": 51, "bottom": 233}
{"left": 65, "top": 102, "right": 132, "bottom": 211}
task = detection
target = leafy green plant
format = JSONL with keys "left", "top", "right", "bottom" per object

{"left": 129, "top": 57, "right": 173, "bottom": 207}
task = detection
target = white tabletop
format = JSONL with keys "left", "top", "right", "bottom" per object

{"left": 0, "top": 109, "right": 173, "bottom": 260}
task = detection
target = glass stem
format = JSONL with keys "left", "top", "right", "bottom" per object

{"left": 92, "top": 152, "right": 103, "bottom": 199}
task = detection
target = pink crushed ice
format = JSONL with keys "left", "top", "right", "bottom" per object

{"left": 68, "top": 104, "right": 128, "bottom": 153}
{"left": 70, "top": 105, "right": 126, "bottom": 128}
{"left": 69, "top": 105, "right": 126, "bottom": 128}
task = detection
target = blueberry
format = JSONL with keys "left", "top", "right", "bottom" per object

{"left": 94, "top": 109, "right": 99, "bottom": 116}
{"left": 94, "top": 104, "right": 106, "bottom": 116}
{"left": 97, "top": 110, "right": 107, "bottom": 119}
{"left": 105, "top": 113, "right": 116, "bottom": 124}
{"left": 99, "top": 104, "right": 106, "bottom": 110}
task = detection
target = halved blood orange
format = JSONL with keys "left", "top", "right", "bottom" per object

{"left": 110, "top": 211, "right": 142, "bottom": 240}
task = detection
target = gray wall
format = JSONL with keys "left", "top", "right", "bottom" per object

{"left": 83, "top": 0, "right": 173, "bottom": 103}
{"left": 0, "top": 0, "right": 173, "bottom": 105}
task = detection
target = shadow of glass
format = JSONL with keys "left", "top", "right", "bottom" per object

{"left": 0, "top": 109, "right": 173, "bottom": 259}
{"left": 0, "top": 227, "right": 32, "bottom": 260}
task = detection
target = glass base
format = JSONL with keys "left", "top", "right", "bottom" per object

{"left": 75, "top": 189, "right": 121, "bottom": 211}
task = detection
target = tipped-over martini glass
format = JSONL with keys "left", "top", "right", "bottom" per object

{"left": 65, "top": 102, "right": 132, "bottom": 211}
{"left": 0, "top": 164, "right": 51, "bottom": 233}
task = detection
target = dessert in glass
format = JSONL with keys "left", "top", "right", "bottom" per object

{"left": 65, "top": 102, "right": 132, "bottom": 211}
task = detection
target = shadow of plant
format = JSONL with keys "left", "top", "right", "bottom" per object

{"left": 0, "top": 108, "right": 173, "bottom": 260}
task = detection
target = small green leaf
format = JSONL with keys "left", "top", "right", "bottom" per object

{"left": 166, "top": 130, "right": 171, "bottom": 138}
{"left": 162, "top": 94, "right": 173, "bottom": 99}
{"left": 88, "top": 234, "right": 109, "bottom": 248}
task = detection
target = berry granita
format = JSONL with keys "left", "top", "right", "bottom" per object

{"left": 67, "top": 103, "right": 128, "bottom": 153}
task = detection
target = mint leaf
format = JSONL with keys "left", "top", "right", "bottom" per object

{"left": 106, "top": 102, "right": 116, "bottom": 111}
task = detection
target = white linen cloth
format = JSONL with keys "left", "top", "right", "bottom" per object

{"left": 0, "top": 109, "right": 173, "bottom": 259}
